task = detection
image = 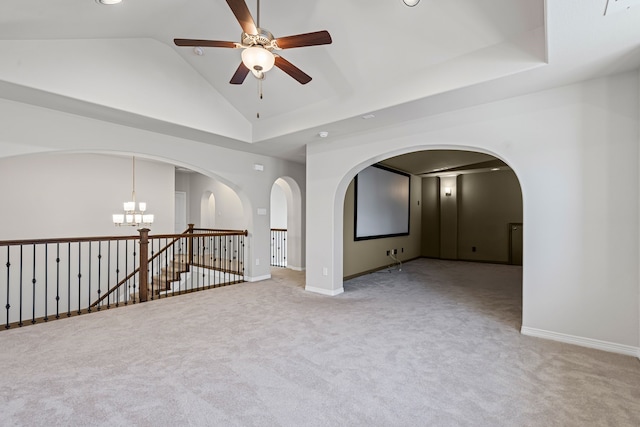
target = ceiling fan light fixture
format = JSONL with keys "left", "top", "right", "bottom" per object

{"left": 241, "top": 46, "right": 275, "bottom": 73}
{"left": 403, "top": 0, "right": 420, "bottom": 6}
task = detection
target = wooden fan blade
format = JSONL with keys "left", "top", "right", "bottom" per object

{"left": 226, "top": 0, "right": 258, "bottom": 35}
{"left": 230, "top": 62, "right": 250, "bottom": 85}
{"left": 274, "top": 56, "right": 312, "bottom": 85}
{"left": 275, "top": 30, "right": 332, "bottom": 49}
{"left": 174, "top": 39, "right": 237, "bottom": 48}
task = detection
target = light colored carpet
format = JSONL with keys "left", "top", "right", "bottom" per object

{"left": 0, "top": 258, "right": 638, "bottom": 426}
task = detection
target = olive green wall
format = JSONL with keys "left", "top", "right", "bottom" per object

{"left": 420, "top": 170, "right": 522, "bottom": 264}
{"left": 421, "top": 177, "right": 440, "bottom": 258}
{"left": 343, "top": 175, "right": 422, "bottom": 278}
{"left": 457, "top": 170, "right": 522, "bottom": 262}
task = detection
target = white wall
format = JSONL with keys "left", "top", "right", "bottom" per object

{"left": 186, "top": 173, "right": 246, "bottom": 231}
{"left": 270, "top": 181, "right": 287, "bottom": 230}
{"left": 0, "top": 153, "right": 174, "bottom": 239}
{"left": 306, "top": 71, "right": 640, "bottom": 354}
{"left": 0, "top": 98, "right": 305, "bottom": 280}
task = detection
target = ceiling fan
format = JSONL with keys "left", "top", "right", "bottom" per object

{"left": 174, "top": 0, "right": 332, "bottom": 85}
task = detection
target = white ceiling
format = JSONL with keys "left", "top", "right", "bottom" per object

{"left": 0, "top": 0, "right": 639, "bottom": 163}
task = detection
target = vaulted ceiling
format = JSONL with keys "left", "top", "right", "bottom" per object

{"left": 1, "top": 0, "right": 639, "bottom": 163}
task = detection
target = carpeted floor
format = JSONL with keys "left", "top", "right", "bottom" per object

{"left": 0, "top": 258, "right": 639, "bottom": 426}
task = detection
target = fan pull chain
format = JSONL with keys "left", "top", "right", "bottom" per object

{"left": 256, "top": 79, "right": 263, "bottom": 119}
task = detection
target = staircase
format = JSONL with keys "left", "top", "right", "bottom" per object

{"left": 140, "top": 253, "right": 243, "bottom": 301}
{"left": 149, "top": 258, "right": 191, "bottom": 297}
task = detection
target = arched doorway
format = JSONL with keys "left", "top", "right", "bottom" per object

{"left": 340, "top": 148, "right": 523, "bottom": 323}
{"left": 270, "top": 177, "right": 304, "bottom": 271}
{"left": 200, "top": 192, "right": 216, "bottom": 228}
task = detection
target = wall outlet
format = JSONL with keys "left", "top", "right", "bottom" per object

{"left": 256, "top": 258, "right": 260, "bottom": 265}
{"left": 322, "top": 267, "right": 328, "bottom": 276}
{"left": 401, "top": 248, "right": 404, "bottom": 253}
{"left": 472, "top": 246, "right": 477, "bottom": 252}
{"left": 386, "top": 250, "right": 390, "bottom": 256}
{"left": 392, "top": 249, "right": 397, "bottom": 255}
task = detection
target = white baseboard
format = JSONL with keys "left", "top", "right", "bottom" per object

{"left": 305, "top": 285, "right": 344, "bottom": 296}
{"left": 245, "top": 274, "right": 271, "bottom": 282}
{"left": 521, "top": 326, "right": 640, "bottom": 358}
{"left": 288, "top": 266, "right": 305, "bottom": 271}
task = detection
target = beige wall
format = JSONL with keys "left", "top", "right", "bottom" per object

{"left": 343, "top": 175, "right": 422, "bottom": 278}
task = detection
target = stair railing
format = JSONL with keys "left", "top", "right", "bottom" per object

{"left": 0, "top": 226, "right": 247, "bottom": 330}
{"left": 270, "top": 228, "right": 287, "bottom": 267}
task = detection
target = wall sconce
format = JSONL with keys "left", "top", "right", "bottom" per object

{"left": 444, "top": 187, "right": 452, "bottom": 197}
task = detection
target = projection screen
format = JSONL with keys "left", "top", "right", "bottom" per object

{"left": 355, "top": 165, "right": 410, "bottom": 240}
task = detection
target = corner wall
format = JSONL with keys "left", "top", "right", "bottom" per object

{"left": 457, "top": 170, "right": 522, "bottom": 263}
{"left": 343, "top": 175, "right": 422, "bottom": 278}
{"left": 306, "top": 70, "right": 640, "bottom": 354}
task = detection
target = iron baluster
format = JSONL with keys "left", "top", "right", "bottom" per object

{"left": 44, "top": 244, "right": 48, "bottom": 322}
{"left": 31, "top": 244, "right": 36, "bottom": 324}
{"left": 5, "top": 246, "right": 10, "bottom": 329}
{"left": 55, "top": 244, "right": 60, "bottom": 319}
{"left": 77, "top": 241, "right": 82, "bottom": 315}
{"left": 87, "top": 241, "right": 92, "bottom": 313}
{"left": 106, "top": 241, "right": 111, "bottom": 309}
{"left": 97, "top": 242, "right": 102, "bottom": 311}
{"left": 115, "top": 242, "right": 120, "bottom": 307}
{"left": 67, "top": 243, "right": 71, "bottom": 317}
{"left": 19, "top": 245, "right": 23, "bottom": 327}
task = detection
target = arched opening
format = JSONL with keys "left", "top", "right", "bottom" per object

{"left": 200, "top": 192, "right": 216, "bottom": 229}
{"left": 341, "top": 149, "right": 523, "bottom": 325}
{"left": 270, "top": 177, "right": 304, "bottom": 271}
{"left": 174, "top": 167, "right": 247, "bottom": 231}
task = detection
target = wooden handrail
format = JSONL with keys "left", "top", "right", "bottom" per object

{"left": 90, "top": 228, "right": 247, "bottom": 308}
{"left": 0, "top": 234, "right": 140, "bottom": 247}
{"left": 0, "top": 230, "right": 248, "bottom": 247}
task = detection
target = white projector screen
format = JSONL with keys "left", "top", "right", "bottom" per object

{"left": 355, "top": 165, "right": 410, "bottom": 240}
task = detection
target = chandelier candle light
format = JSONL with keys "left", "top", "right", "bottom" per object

{"left": 112, "top": 156, "right": 154, "bottom": 227}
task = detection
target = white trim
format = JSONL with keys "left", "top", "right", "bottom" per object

{"left": 245, "top": 274, "right": 271, "bottom": 282}
{"left": 521, "top": 326, "right": 640, "bottom": 358}
{"left": 305, "top": 285, "right": 344, "bottom": 296}
{"left": 288, "top": 266, "right": 305, "bottom": 271}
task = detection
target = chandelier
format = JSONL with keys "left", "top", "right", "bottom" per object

{"left": 112, "top": 156, "right": 154, "bottom": 227}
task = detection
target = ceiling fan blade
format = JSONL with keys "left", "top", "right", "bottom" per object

{"left": 275, "top": 30, "right": 332, "bottom": 49}
{"left": 274, "top": 56, "right": 312, "bottom": 85}
{"left": 226, "top": 0, "right": 258, "bottom": 35}
{"left": 230, "top": 62, "right": 250, "bottom": 85}
{"left": 174, "top": 39, "right": 237, "bottom": 48}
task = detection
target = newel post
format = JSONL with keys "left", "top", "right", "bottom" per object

{"left": 138, "top": 228, "right": 150, "bottom": 303}
{"left": 187, "top": 223, "right": 195, "bottom": 267}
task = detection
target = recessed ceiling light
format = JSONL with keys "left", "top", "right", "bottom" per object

{"left": 193, "top": 47, "right": 204, "bottom": 56}
{"left": 362, "top": 114, "right": 376, "bottom": 119}
{"left": 403, "top": 0, "right": 420, "bottom": 6}
{"left": 96, "top": 0, "right": 122, "bottom": 4}
{"left": 318, "top": 131, "right": 329, "bottom": 138}
{"left": 491, "top": 168, "right": 500, "bottom": 171}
